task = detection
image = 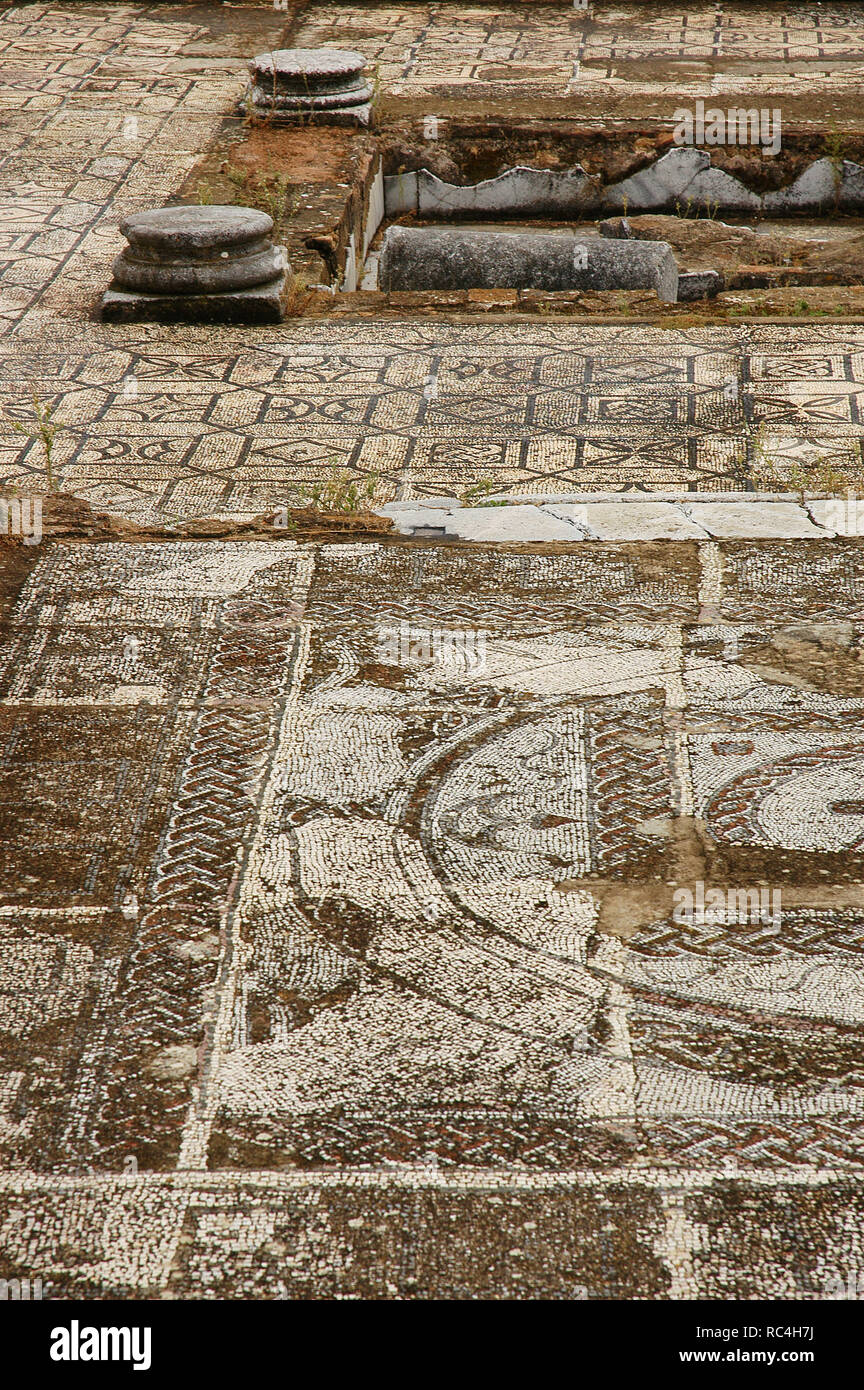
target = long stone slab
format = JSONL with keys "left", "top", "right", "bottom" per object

{"left": 384, "top": 154, "right": 864, "bottom": 221}
{"left": 416, "top": 166, "right": 599, "bottom": 218}
{"left": 443, "top": 504, "right": 591, "bottom": 542}
{"left": 376, "top": 494, "right": 839, "bottom": 542}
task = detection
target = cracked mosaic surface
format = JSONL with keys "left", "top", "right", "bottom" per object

{"left": 1, "top": 537, "right": 864, "bottom": 1296}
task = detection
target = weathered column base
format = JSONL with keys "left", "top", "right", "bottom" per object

{"left": 241, "top": 49, "right": 374, "bottom": 129}
{"left": 101, "top": 264, "right": 293, "bottom": 325}
{"left": 240, "top": 96, "right": 373, "bottom": 129}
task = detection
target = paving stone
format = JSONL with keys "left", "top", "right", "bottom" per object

{"left": 1, "top": 318, "right": 863, "bottom": 519}
{"left": 291, "top": 1, "right": 864, "bottom": 125}
{"left": 443, "top": 504, "right": 590, "bottom": 541}
{"left": 544, "top": 501, "right": 709, "bottom": 540}
{"left": 806, "top": 499, "right": 851, "bottom": 536}
{"left": 681, "top": 500, "right": 830, "bottom": 538}
{"left": 375, "top": 505, "right": 450, "bottom": 534}
{"left": 377, "top": 496, "right": 461, "bottom": 512}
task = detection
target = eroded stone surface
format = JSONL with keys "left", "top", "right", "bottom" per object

{"left": 106, "top": 206, "right": 289, "bottom": 320}
{"left": 545, "top": 500, "right": 709, "bottom": 541}
{"left": 108, "top": 205, "right": 287, "bottom": 304}
{"left": 387, "top": 155, "right": 864, "bottom": 222}
{"left": 443, "top": 503, "right": 589, "bottom": 541}
{"left": 682, "top": 500, "right": 830, "bottom": 539}
{"left": 120, "top": 207, "right": 275, "bottom": 260}
{"left": 415, "top": 166, "right": 597, "bottom": 219}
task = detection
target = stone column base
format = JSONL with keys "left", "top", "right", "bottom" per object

{"left": 101, "top": 267, "right": 293, "bottom": 325}
{"left": 238, "top": 96, "right": 372, "bottom": 128}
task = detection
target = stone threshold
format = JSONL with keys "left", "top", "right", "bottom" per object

{"left": 376, "top": 491, "right": 856, "bottom": 542}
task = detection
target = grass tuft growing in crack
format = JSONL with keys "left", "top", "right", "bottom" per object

{"left": 297, "top": 465, "right": 380, "bottom": 513}
{"left": 748, "top": 422, "right": 864, "bottom": 495}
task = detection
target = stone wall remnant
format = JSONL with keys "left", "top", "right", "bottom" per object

{"left": 383, "top": 153, "right": 864, "bottom": 220}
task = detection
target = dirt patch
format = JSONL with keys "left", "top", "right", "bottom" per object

{"left": 739, "top": 620, "right": 864, "bottom": 697}
{"left": 1, "top": 491, "right": 394, "bottom": 545}
{"left": 377, "top": 121, "right": 864, "bottom": 193}
{"left": 0, "top": 533, "right": 43, "bottom": 621}
{"left": 607, "top": 214, "right": 864, "bottom": 286}
{"left": 223, "top": 125, "right": 363, "bottom": 184}
{"left": 176, "top": 123, "right": 379, "bottom": 285}
{"left": 558, "top": 814, "right": 709, "bottom": 938}
{"left": 301, "top": 282, "right": 864, "bottom": 323}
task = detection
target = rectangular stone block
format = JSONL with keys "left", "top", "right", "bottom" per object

{"left": 101, "top": 270, "right": 293, "bottom": 326}
{"left": 545, "top": 501, "right": 709, "bottom": 540}
{"left": 681, "top": 500, "right": 830, "bottom": 538}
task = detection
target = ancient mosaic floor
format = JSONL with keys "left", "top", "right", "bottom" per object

{"left": 2, "top": 535, "right": 864, "bottom": 1297}
{"left": 2, "top": 3, "right": 864, "bottom": 518}
{"left": 4, "top": 322, "right": 864, "bottom": 519}
{"left": 2, "top": 1, "right": 864, "bottom": 1302}
{"left": 294, "top": 1, "right": 864, "bottom": 121}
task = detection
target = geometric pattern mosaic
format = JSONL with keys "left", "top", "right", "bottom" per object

{"left": 1, "top": 5, "right": 863, "bottom": 522}
{"left": 2, "top": 324, "right": 864, "bottom": 521}
{"left": 293, "top": 2, "right": 864, "bottom": 108}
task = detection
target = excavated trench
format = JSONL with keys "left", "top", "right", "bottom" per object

{"left": 178, "top": 119, "right": 864, "bottom": 318}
